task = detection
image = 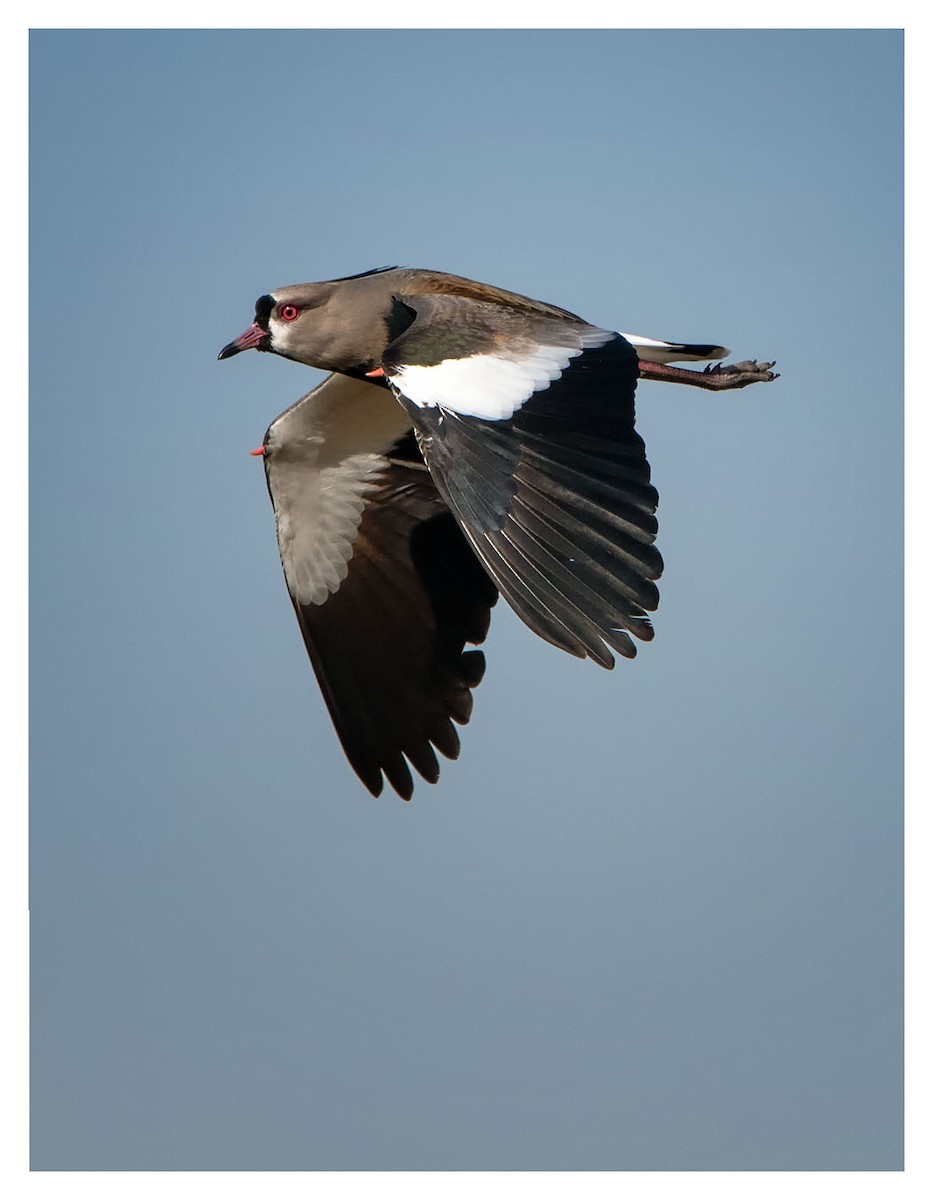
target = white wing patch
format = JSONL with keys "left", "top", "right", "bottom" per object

{"left": 389, "top": 344, "right": 585, "bottom": 421}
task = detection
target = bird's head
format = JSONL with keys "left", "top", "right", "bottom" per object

{"left": 218, "top": 275, "right": 408, "bottom": 376}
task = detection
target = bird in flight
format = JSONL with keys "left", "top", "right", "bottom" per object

{"left": 219, "top": 267, "right": 777, "bottom": 799}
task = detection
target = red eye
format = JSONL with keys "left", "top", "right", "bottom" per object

{"left": 279, "top": 304, "right": 300, "bottom": 322}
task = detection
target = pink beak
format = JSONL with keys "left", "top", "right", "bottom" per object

{"left": 218, "top": 322, "right": 269, "bottom": 360}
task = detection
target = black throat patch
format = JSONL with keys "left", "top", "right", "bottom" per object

{"left": 383, "top": 295, "right": 417, "bottom": 346}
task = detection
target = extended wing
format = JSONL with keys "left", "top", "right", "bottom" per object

{"left": 381, "top": 294, "right": 662, "bottom": 668}
{"left": 261, "top": 373, "right": 497, "bottom": 798}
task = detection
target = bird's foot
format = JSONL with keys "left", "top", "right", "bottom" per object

{"left": 701, "top": 360, "right": 780, "bottom": 388}
{"left": 637, "top": 358, "right": 778, "bottom": 390}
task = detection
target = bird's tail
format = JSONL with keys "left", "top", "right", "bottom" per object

{"left": 620, "top": 333, "right": 729, "bottom": 364}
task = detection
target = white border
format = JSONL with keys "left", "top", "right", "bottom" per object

{"left": 10, "top": 9, "right": 924, "bottom": 1198}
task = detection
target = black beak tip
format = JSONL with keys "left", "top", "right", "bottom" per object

{"left": 217, "top": 342, "right": 240, "bottom": 361}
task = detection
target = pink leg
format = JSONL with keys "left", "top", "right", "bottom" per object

{"left": 638, "top": 358, "right": 779, "bottom": 390}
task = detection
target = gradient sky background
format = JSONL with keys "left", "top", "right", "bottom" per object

{"left": 29, "top": 28, "right": 903, "bottom": 1171}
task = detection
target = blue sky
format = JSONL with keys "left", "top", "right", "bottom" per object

{"left": 28, "top": 28, "right": 903, "bottom": 1172}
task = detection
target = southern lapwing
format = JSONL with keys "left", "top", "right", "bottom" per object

{"left": 219, "top": 267, "right": 777, "bottom": 799}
